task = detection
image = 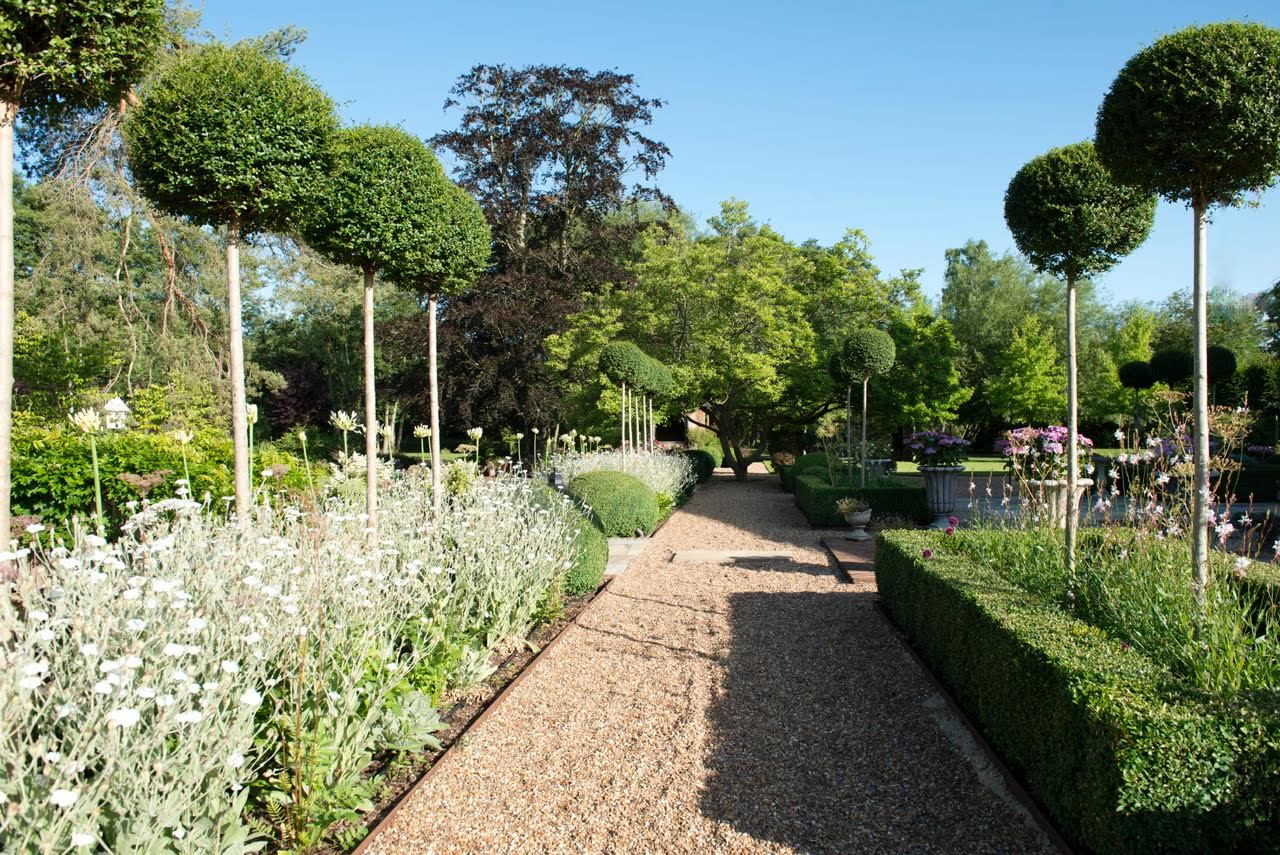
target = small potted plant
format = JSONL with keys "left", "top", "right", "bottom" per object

{"left": 836, "top": 496, "right": 872, "bottom": 541}
{"left": 906, "top": 430, "right": 971, "bottom": 529}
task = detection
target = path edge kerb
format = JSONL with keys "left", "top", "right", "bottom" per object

{"left": 352, "top": 569, "right": 626, "bottom": 854}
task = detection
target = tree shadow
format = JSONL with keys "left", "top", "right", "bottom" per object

{"left": 700, "top": 590, "right": 1051, "bottom": 853}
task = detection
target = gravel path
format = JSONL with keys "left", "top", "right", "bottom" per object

{"left": 366, "top": 469, "right": 1054, "bottom": 854}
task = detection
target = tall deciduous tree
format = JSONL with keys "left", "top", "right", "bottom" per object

{"left": 124, "top": 42, "right": 335, "bottom": 519}
{"left": 1096, "top": 21, "right": 1280, "bottom": 604}
{"left": 987, "top": 317, "right": 1065, "bottom": 425}
{"left": 1004, "top": 141, "right": 1155, "bottom": 587}
{"left": 0, "top": 0, "right": 164, "bottom": 543}
{"left": 430, "top": 64, "right": 670, "bottom": 432}
{"left": 298, "top": 125, "right": 447, "bottom": 530}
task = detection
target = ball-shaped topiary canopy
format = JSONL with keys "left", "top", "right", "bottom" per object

{"left": 1096, "top": 22, "right": 1280, "bottom": 208}
{"left": 1207, "top": 346, "right": 1238, "bottom": 384}
{"left": 124, "top": 42, "right": 337, "bottom": 232}
{"left": 1117, "top": 360, "right": 1155, "bottom": 391}
{"left": 0, "top": 0, "right": 166, "bottom": 114}
{"left": 1150, "top": 349, "right": 1193, "bottom": 385}
{"left": 599, "top": 341, "right": 671, "bottom": 396}
{"left": 300, "top": 125, "right": 448, "bottom": 275}
{"left": 1004, "top": 142, "right": 1156, "bottom": 280}
{"left": 833, "top": 328, "right": 896, "bottom": 383}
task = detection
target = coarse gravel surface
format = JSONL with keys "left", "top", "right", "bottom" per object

{"left": 365, "top": 468, "right": 1056, "bottom": 854}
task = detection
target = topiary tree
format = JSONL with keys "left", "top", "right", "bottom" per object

{"left": 598, "top": 341, "right": 670, "bottom": 457}
{"left": 389, "top": 179, "right": 490, "bottom": 509}
{"left": 0, "top": 0, "right": 165, "bottom": 542}
{"left": 1097, "top": 21, "right": 1280, "bottom": 605}
{"left": 1004, "top": 140, "right": 1156, "bottom": 581}
{"left": 124, "top": 42, "right": 336, "bottom": 519}
{"left": 832, "top": 328, "right": 896, "bottom": 487}
{"left": 1149, "top": 348, "right": 1194, "bottom": 386}
{"left": 1118, "top": 360, "right": 1156, "bottom": 427}
{"left": 298, "top": 125, "right": 450, "bottom": 530}
{"left": 1207, "top": 345, "right": 1238, "bottom": 405}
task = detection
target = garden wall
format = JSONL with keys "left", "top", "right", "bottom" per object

{"left": 876, "top": 530, "right": 1280, "bottom": 855}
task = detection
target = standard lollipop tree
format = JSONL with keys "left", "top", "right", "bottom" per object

{"left": 0, "top": 0, "right": 165, "bottom": 543}
{"left": 1004, "top": 141, "right": 1155, "bottom": 582}
{"left": 598, "top": 341, "right": 671, "bottom": 457}
{"left": 831, "top": 329, "right": 896, "bottom": 487}
{"left": 1118, "top": 360, "right": 1155, "bottom": 429}
{"left": 299, "top": 125, "right": 447, "bottom": 531}
{"left": 124, "top": 42, "right": 337, "bottom": 519}
{"left": 1096, "top": 21, "right": 1280, "bottom": 604}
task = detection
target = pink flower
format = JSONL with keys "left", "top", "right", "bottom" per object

{"left": 944, "top": 527, "right": 955, "bottom": 536}
{"left": 921, "top": 548, "right": 933, "bottom": 559}
{"left": 949, "top": 516, "right": 959, "bottom": 527}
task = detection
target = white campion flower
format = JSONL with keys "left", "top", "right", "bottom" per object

{"left": 174, "top": 710, "right": 203, "bottom": 724}
{"left": 93, "top": 681, "right": 113, "bottom": 695}
{"left": 71, "top": 832, "right": 95, "bottom": 848}
{"left": 84, "top": 534, "right": 106, "bottom": 548}
{"left": 186, "top": 617, "right": 207, "bottom": 633}
{"left": 220, "top": 660, "right": 240, "bottom": 674}
{"left": 240, "top": 688, "right": 262, "bottom": 707}
{"left": 25, "top": 522, "right": 44, "bottom": 534}
{"left": 107, "top": 708, "right": 141, "bottom": 728}
{"left": 227, "top": 753, "right": 245, "bottom": 769}
{"left": 162, "top": 643, "right": 185, "bottom": 658}
{"left": 50, "top": 788, "right": 79, "bottom": 808}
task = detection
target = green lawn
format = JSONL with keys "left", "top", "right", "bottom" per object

{"left": 894, "top": 455, "right": 1008, "bottom": 475}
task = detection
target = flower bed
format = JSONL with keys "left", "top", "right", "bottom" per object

{"left": 1, "top": 472, "right": 589, "bottom": 852}
{"left": 876, "top": 529, "right": 1280, "bottom": 854}
{"left": 793, "top": 473, "right": 927, "bottom": 526}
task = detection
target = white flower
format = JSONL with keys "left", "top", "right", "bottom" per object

{"left": 25, "top": 522, "right": 45, "bottom": 534}
{"left": 174, "top": 710, "right": 204, "bottom": 724}
{"left": 93, "top": 681, "right": 114, "bottom": 695}
{"left": 124, "top": 656, "right": 143, "bottom": 669}
{"left": 22, "top": 661, "right": 48, "bottom": 677}
{"left": 162, "top": 643, "right": 185, "bottom": 657}
{"left": 173, "top": 827, "right": 186, "bottom": 840}
{"left": 156, "top": 694, "right": 175, "bottom": 708}
{"left": 46, "top": 751, "right": 62, "bottom": 763}
{"left": 29, "top": 609, "right": 49, "bottom": 622}
{"left": 107, "top": 707, "right": 141, "bottom": 728}
{"left": 186, "top": 617, "right": 207, "bottom": 633}
{"left": 244, "top": 632, "right": 262, "bottom": 645}
{"left": 122, "top": 588, "right": 141, "bottom": 601}
{"left": 127, "top": 619, "right": 146, "bottom": 632}
{"left": 84, "top": 534, "right": 106, "bottom": 548}
{"left": 137, "top": 686, "right": 157, "bottom": 699}
{"left": 69, "top": 408, "right": 102, "bottom": 435}
{"left": 239, "top": 688, "right": 262, "bottom": 707}
{"left": 50, "top": 788, "right": 79, "bottom": 808}
{"left": 220, "top": 660, "right": 240, "bottom": 674}
{"left": 71, "top": 832, "right": 95, "bottom": 847}
{"left": 227, "top": 752, "right": 245, "bottom": 769}
{"left": 55, "top": 703, "right": 76, "bottom": 719}
{"left": 35, "top": 628, "right": 55, "bottom": 642}
{"left": 19, "top": 676, "right": 41, "bottom": 690}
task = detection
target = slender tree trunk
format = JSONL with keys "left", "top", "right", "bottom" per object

{"left": 0, "top": 100, "right": 16, "bottom": 548}
{"left": 226, "top": 218, "right": 251, "bottom": 520}
{"left": 1133, "top": 388, "right": 1140, "bottom": 431}
{"left": 428, "top": 294, "right": 442, "bottom": 513}
{"left": 620, "top": 381, "right": 627, "bottom": 472}
{"left": 861, "top": 378, "right": 869, "bottom": 489}
{"left": 846, "top": 384, "right": 854, "bottom": 486}
{"left": 1191, "top": 203, "right": 1210, "bottom": 608}
{"left": 1065, "top": 273, "right": 1078, "bottom": 591}
{"left": 363, "top": 267, "right": 378, "bottom": 533}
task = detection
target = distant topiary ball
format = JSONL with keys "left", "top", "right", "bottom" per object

{"left": 834, "top": 328, "right": 896, "bottom": 383}
{"left": 1150, "top": 349, "right": 1193, "bottom": 385}
{"left": 1207, "top": 346, "right": 1237, "bottom": 383}
{"left": 567, "top": 471, "right": 658, "bottom": 537}
{"left": 1117, "top": 360, "right": 1155, "bottom": 391}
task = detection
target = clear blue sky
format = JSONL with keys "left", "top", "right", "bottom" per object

{"left": 204, "top": 0, "right": 1279, "bottom": 304}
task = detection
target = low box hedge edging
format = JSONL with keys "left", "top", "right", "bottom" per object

{"left": 794, "top": 474, "right": 928, "bottom": 526}
{"left": 779, "top": 452, "right": 829, "bottom": 492}
{"left": 875, "top": 530, "right": 1280, "bottom": 855}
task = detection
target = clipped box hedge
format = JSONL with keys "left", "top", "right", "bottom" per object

{"left": 793, "top": 474, "right": 928, "bottom": 526}
{"left": 779, "top": 452, "right": 829, "bottom": 492}
{"left": 876, "top": 530, "right": 1280, "bottom": 854}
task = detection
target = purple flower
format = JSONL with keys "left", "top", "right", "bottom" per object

{"left": 949, "top": 516, "right": 959, "bottom": 527}
{"left": 921, "top": 548, "right": 933, "bottom": 559}
{"left": 944, "top": 527, "right": 955, "bottom": 536}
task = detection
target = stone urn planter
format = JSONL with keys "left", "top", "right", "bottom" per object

{"left": 843, "top": 508, "right": 873, "bottom": 541}
{"left": 1023, "top": 478, "right": 1094, "bottom": 529}
{"left": 921, "top": 465, "right": 964, "bottom": 529}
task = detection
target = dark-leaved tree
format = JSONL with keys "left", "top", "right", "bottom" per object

{"left": 430, "top": 64, "right": 670, "bottom": 432}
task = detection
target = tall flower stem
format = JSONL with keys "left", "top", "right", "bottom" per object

{"left": 89, "top": 434, "right": 104, "bottom": 537}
